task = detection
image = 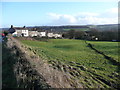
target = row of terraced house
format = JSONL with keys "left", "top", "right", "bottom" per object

{"left": 9, "top": 25, "right": 62, "bottom": 38}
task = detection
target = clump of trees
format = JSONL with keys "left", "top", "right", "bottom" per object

{"left": 62, "top": 29, "right": 119, "bottom": 41}
{"left": 62, "top": 29, "right": 85, "bottom": 39}
{"left": 88, "top": 29, "right": 119, "bottom": 41}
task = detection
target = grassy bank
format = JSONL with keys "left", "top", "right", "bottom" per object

{"left": 2, "top": 39, "right": 18, "bottom": 88}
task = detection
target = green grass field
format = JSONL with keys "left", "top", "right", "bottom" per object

{"left": 20, "top": 39, "right": 120, "bottom": 88}
{"left": 88, "top": 41, "right": 119, "bottom": 62}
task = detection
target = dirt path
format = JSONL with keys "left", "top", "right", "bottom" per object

{"left": 6, "top": 35, "right": 83, "bottom": 88}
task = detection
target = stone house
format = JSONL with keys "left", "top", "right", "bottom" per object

{"left": 12, "top": 26, "right": 29, "bottom": 37}
{"left": 10, "top": 25, "right": 62, "bottom": 38}
{"left": 29, "top": 31, "right": 39, "bottom": 37}
{"left": 47, "top": 32, "right": 62, "bottom": 38}
{"left": 39, "top": 32, "right": 46, "bottom": 37}
{"left": 47, "top": 33, "right": 54, "bottom": 38}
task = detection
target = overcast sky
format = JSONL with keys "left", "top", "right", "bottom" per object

{"left": 1, "top": 1, "right": 118, "bottom": 28}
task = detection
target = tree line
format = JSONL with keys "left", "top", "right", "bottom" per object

{"left": 62, "top": 29, "right": 119, "bottom": 41}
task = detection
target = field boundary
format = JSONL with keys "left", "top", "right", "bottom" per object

{"left": 85, "top": 41, "right": 120, "bottom": 67}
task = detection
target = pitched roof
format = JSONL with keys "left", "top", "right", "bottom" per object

{"left": 13, "top": 27, "right": 28, "bottom": 30}
{"left": 8, "top": 28, "right": 15, "bottom": 33}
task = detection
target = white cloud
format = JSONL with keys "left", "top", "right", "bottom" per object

{"left": 75, "top": 12, "right": 99, "bottom": 17}
{"left": 109, "top": 8, "right": 118, "bottom": 13}
{"left": 48, "top": 13, "right": 77, "bottom": 23}
{"left": 47, "top": 7, "right": 118, "bottom": 25}
{"left": 48, "top": 13, "right": 78, "bottom": 25}
{"left": 100, "top": 7, "right": 118, "bottom": 18}
{"left": 48, "top": 13, "right": 61, "bottom": 20}
{"left": 59, "top": 15, "right": 77, "bottom": 23}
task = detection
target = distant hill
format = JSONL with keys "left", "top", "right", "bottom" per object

{"left": 27, "top": 24, "right": 118, "bottom": 32}
{"left": 27, "top": 25, "right": 90, "bottom": 32}
{"left": 0, "top": 28, "right": 9, "bottom": 31}
{"left": 88, "top": 24, "right": 119, "bottom": 31}
{"left": 1, "top": 24, "right": 119, "bottom": 32}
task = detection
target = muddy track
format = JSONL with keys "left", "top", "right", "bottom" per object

{"left": 5, "top": 35, "right": 83, "bottom": 88}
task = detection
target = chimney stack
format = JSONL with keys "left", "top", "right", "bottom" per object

{"left": 23, "top": 26, "right": 26, "bottom": 28}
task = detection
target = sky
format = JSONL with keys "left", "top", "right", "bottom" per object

{"left": 1, "top": 1, "right": 118, "bottom": 28}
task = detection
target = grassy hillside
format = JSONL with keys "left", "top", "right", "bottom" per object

{"left": 20, "top": 39, "right": 120, "bottom": 88}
